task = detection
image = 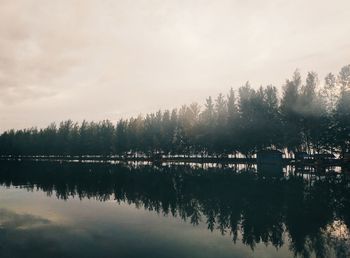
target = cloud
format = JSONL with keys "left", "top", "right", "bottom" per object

{"left": 0, "top": 208, "right": 50, "bottom": 229}
{"left": 0, "top": 0, "right": 349, "bottom": 130}
{"left": 0, "top": 0, "right": 90, "bottom": 103}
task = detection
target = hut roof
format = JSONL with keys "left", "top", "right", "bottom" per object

{"left": 257, "top": 150, "right": 283, "bottom": 154}
{"left": 295, "top": 151, "right": 308, "bottom": 155}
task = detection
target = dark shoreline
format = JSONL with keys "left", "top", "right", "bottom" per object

{"left": 0, "top": 155, "right": 347, "bottom": 167}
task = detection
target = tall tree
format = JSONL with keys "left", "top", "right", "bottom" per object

{"left": 280, "top": 70, "right": 303, "bottom": 154}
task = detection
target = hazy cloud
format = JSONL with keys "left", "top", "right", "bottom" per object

{"left": 0, "top": 0, "right": 349, "bottom": 130}
{"left": 0, "top": 0, "right": 89, "bottom": 103}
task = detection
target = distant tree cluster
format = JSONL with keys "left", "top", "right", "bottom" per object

{"left": 1, "top": 65, "right": 350, "bottom": 157}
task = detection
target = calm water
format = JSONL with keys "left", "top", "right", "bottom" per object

{"left": 0, "top": 161, "right": 349, "bottom": 258}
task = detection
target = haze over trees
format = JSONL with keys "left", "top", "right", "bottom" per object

{"left": 1, "top": 65, "right": 350, "bottom": 158}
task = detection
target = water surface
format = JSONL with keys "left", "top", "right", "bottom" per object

{"left": 0, "top": 161, "right": 349, "bottom": 258}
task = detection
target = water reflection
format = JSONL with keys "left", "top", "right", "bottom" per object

{"left": 0, "top": 161, "right": 349, "bottom": 258}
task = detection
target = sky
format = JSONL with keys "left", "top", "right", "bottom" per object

{"left": 0, "top": 0, "right": 349, "bottom": 131}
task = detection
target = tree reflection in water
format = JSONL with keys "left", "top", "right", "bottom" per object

{"left": 0, "top": 161, "right": 349, "bottom": 258}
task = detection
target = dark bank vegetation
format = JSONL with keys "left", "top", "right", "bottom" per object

{"left": 0, "top": 161, "right": 349, "bottom": 258}
{"left": 1, "top": 65, "right": 350, "bottom": 158}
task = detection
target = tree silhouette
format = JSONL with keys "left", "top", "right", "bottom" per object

{"left": 1, "top": 65, "right": 350, "bottom": 158}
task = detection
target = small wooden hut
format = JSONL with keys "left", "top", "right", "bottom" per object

{"left": 257, "top": 150, "right": 283, "bottom": 176}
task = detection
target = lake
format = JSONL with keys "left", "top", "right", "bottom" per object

{"left": 0, "top": 160, "right": 349, "bottom": 258}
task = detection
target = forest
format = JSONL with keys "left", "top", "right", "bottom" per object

{"left": 0, "top": 65, "right": 349, "bottom": 158}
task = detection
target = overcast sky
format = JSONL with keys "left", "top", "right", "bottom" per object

{"left": 0, "top": 0, "right": 349, "bottom": 131}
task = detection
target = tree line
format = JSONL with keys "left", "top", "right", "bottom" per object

{"left": 1, "top": 65, "right": 349, "bottom": 157}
